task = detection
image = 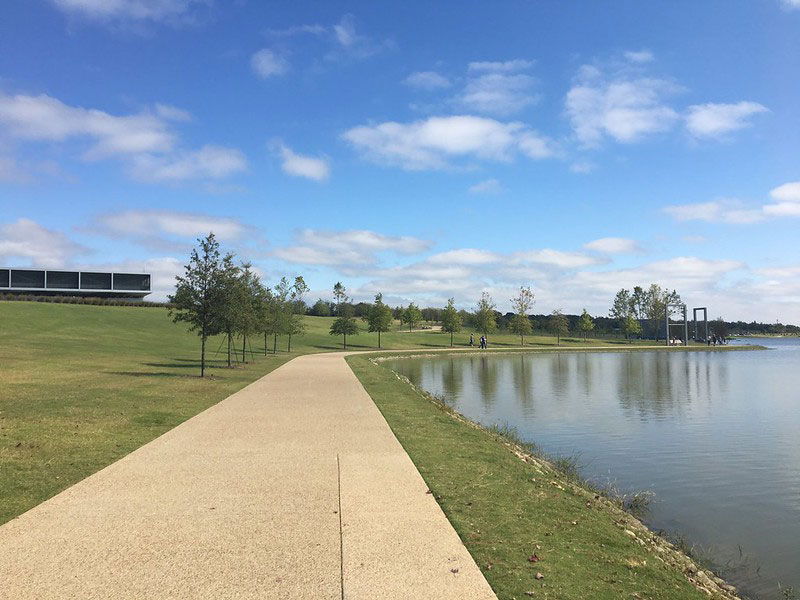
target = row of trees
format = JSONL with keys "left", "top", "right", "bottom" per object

{"left": 323, "top": 283, "right": 601, "bottom": 349}
{"left": 609, "top": 284, "right": 680, "bottom": 341}
{"left": 170, "top": 234, "right": 308, "bottom": 376}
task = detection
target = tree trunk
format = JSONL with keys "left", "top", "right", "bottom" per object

{"left": 273, "top": 333, "right": 277, "bottom": 354}
{"left": 378, "top": 330, "right": 381, "bottom": 349}
{"left": 227, "top": 333, "right": 232, "bottom": 367}
{"left": 201, "top": 326, "right": 206, "bottom": 378}
{"left": 450, "top": 331, "right": 453, "bottom": 347}
{"left": 242, "top": 333, "right": 246, "bottom": 364}
{"left": 343, "top": 333, "right": 347, "bottom": 349}
{"left": 288, "top": 332, "right": 292, "bottom": 353}
{"left": 264, "top": 331, "right": 267, "bottom": 356}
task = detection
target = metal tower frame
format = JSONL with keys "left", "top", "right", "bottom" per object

{"left": 665, "top": 303, "right": 688, "bottom": 347}
{"left": 693, "top": 307, "right": 708, "bottom": 342}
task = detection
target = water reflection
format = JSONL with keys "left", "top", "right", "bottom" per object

{"left": 385, "top": 343, "right": 800, "bottom": 600}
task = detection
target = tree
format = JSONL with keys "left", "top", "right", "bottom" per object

{"left": 367, "top": 293, "right": 393, "bottom": 348}
{"left": 549, "top": 309, "right": 569, "bottom": 346}
{"left": 621, "top": 314, "right": 642, "bottom": 343}
{"left": 609, "top": 288, "right": 633, "bottom": 334}
{"left": 264, "top": 277, "right": 291, "bottom": 354}
{"left": 401, "top": 302, "right": 422, "bottom": 332}
{"left": 645, "top": 284, "right": 681, "bottom": 341}
{"left": 330, "top": 303, "right": 359, "bottom": 349}
{"left": 440, "top": 298, "right": 462, "bottom": 347}
{"left": 333, "top": 281, "right": 347, "bottom": 315}
{"left": 474, "top": 292, "right": 497, "bottom": 336}
{"left": 509, "top": 286, "right": 534, "bottom": 346}
{"left": 286, "top": 276, "right": 308, "bottom": 352}
{"left": 212, "top": 254, "right": 245, "bottom": 367}
{"left": 578, "top": 308, "right": 595, "bottom": 341}
{"left": 235, "top": 263, "right": 263, "bottom": 364}
{"left": 711, "top": 317, "right": 729, "bottom": 341}
{"left": 169, "top": 233, "right": 223, "bottom": 377}
{"left": 311, "top": 298, "right": 332, "bottom": 317}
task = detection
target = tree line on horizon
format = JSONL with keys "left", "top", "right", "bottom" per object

{"left": 168, "top": 235, "right": 796, "bottom": 373}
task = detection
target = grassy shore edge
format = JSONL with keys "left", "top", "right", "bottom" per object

{"left": 347, "top": 352, "right": 742, "bottom": 600}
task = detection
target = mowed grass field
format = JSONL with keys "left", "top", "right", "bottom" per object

{"left": 0, "top": 300, "right": 649, "bottom": 525}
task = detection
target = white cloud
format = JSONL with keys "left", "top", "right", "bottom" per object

{"left": 780, "top": 0, "right": 800, "bottom": 9}
{"left": 666, "top": 183, "right": 800, "bottom": 225}
{"left": 764, "top": 181, "right": 800, "bottom": 216}
{"left": 0, "top": 91, "right": 246, "bottom": 185}
{"left": 274, "top": 143, "right": 330, "bottom": 181}
{"left": 342, "top": 115, "right": 556, "bottom": 170}
{"left": 267, "top": 24, "right": 328, "bottom": 37}
{"left": 250, "top": 49, "right": 289, "bottom": 78}
{"left": 518, "top": 131, "right": 559, "bottom": 159}
{"left": 50, "top": 0, "right": 208, "bottom": 23}
{"left": 513, "top": 249, "right": 606, "bottom": 269}
{"left": 273, "top": 229, "right": 432, "bottom": 266}
{"left": 663, "top": 200, "right": 765, "bottom": 224}
{"left": 93, "top": 209, "right": 249, "bottom": 242}
{"left": 763, "top": 202, "right": 800, "bottom": 217}
{"left": 427, "top": 249, "right": 502, "bottom": 265}
{"left": 565, "top": 62, "right": 681, "bottom": 147}
{"left": 686, "top": 101, "right": 768, "bottom": 138}
{"left": 333, "top": 14, "right": 356, "bottom": 46}
{"left": 583, "top": 237, "right": 641, "bottom": 254}
{"left": 155, "top": 103, "right": 191, "bottom": 121}
{"left": 770, "top": 181, "right": 800, "bottom": 201}
{"left": 129, "top": 145, "right": 247, "bottom": 182}
{"left": 624, "top": 50, "right": 654, "bottom": 64}
{"left": 0, "top": 218, "right": 88, "bottom": 268}
{"left": 458, "top": 72, "right": 537, "bottom": 115}
{"left": 468, "top": 178, "right": 502, "bottom": 195}
{"left": 569, "top": 161, "right": 596, "bottom": 174}
{"left": 0, "top": 92, "right": 174, "bottom": 159}
{"left": 405, "top": 71, "right": 451, "bottom": 90}
{"left": 467, "top": 59, "right": 534, "bottom": 72}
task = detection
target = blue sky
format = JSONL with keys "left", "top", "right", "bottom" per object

{"left": 1, "top": 0, "right": 799, "bottom": 322}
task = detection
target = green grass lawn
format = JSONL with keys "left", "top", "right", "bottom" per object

{"left": 348, "top": 354, "right": 728, "bottom": 600}
{"left": 0, "top": 301, "right": 643, "bottom": 524}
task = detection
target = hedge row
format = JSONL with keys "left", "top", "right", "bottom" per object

{"left": 0, "top": 293, "right": 170, "bottom": 308}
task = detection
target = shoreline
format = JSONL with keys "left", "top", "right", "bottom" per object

{"left": 348, "top": 351, "right": 743, "bottom": 599}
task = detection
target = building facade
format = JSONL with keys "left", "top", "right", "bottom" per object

{"left": 0, "top": 268, "right": 151, "bottom": 298}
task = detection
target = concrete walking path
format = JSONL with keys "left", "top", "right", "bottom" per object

{"left": 0, "top": 352, "right": 496, "bottom": 599}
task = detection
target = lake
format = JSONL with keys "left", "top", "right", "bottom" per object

{"left": 385, "top": 339, "right": 800, "bottom": 599}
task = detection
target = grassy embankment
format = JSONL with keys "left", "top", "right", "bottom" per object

{"left": 1, "top": 300, "right": 659, "bottom": 525}
{"left": 348, "top": 353, "right": 740, "bottom": 600}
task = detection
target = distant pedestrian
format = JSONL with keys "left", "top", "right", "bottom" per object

{"left": 480, "top": 335, "right": 486, "bottom": 349}
{"left": 469, "top": 333, "right": 474, "bottom": 347}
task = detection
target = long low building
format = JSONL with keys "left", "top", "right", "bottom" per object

{"left": 0, "top": 268, "right": 151, "bottom": 298}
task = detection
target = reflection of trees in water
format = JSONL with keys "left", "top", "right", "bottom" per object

{"left": 616, "top": 352, "right": 726, "bottom": 418}
{"left": 574, "top": 353, "right": 595, "bottom": 399}
{"left": 546, "top": 353, "right": 569, "bottom": 400}
{"left": 400, "top": 358, "right": 425, "bottom": 388}
{"left": 511, "top": 354, "right": 534, "bottom": 410}
{"left": 441, "top": 358, "right": 464, "bottom": 403}
{"left": 474, "top": 356, "right": 500, "bottom": 408}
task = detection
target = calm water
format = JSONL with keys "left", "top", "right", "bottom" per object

{"left": 386, "top": 339, "right": 800, "bottom": 599}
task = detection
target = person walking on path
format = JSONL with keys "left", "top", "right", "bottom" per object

{"left": 469, "top": 333, "right": 474, "bottom": 347}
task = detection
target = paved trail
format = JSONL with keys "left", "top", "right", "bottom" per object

{"left": 0, "top": 352, "right": 496, "bottom": 599}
